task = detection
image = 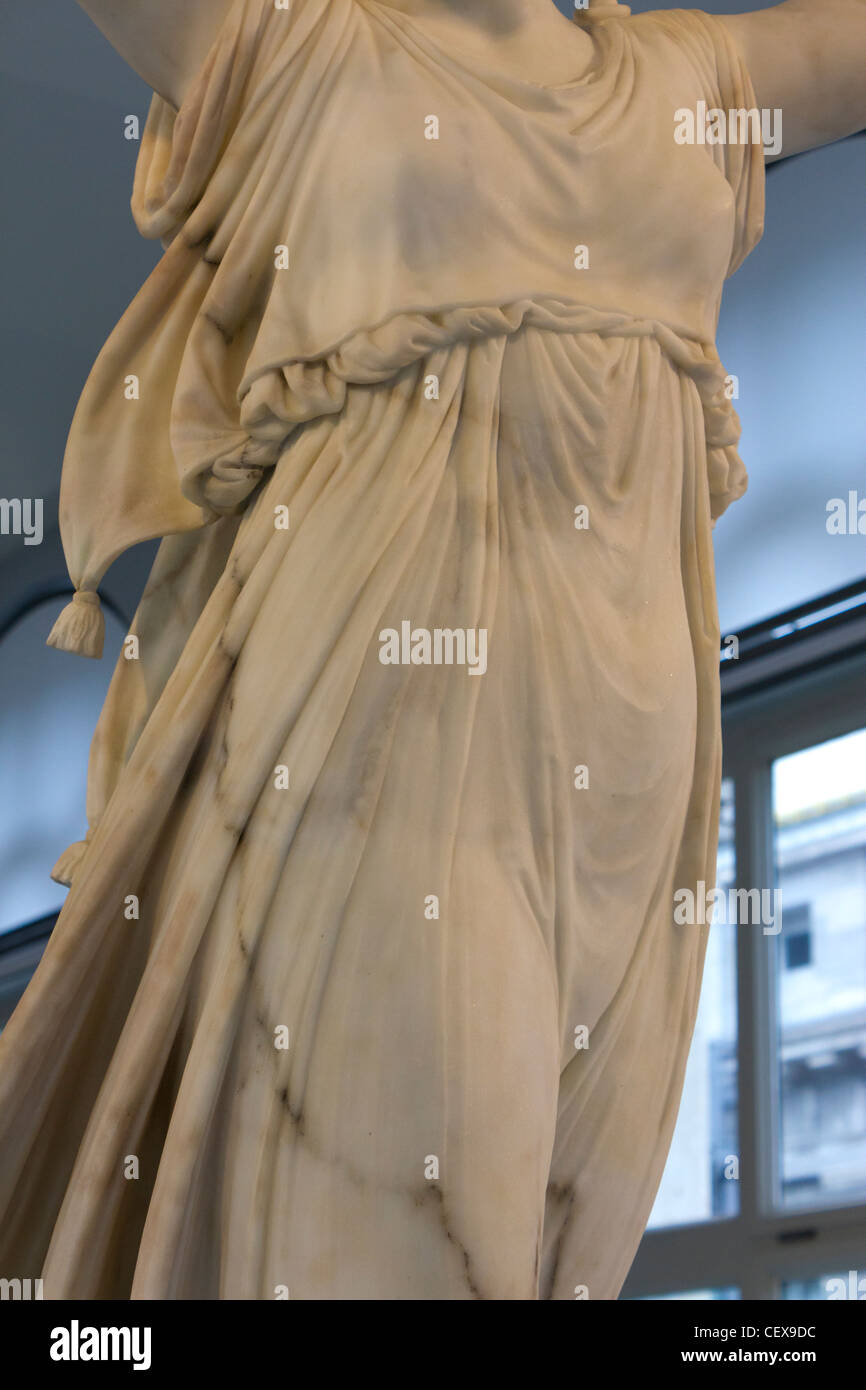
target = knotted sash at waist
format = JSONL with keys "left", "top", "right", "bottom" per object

{"left": 49, "top": 293, "right": 745, "bottom": 660}
{"left": 195, "top": 296, "right": 746, "bottom": 525}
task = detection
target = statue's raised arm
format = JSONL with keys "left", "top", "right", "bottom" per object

{"left": 76, "top": 0, "right": 234, "bottom": 106}
{"left": 721, "top": 0, "right": 866, "bottom": 159}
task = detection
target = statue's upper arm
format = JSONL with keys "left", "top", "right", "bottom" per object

{"left": 76, "top": 0, "right": 236, "bottom": 107}
{"left": 720, "top": 0, "right": 866, "bottom": 161}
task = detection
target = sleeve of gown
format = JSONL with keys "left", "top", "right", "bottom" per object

{"left": 46, "top": 0, "right": 337, "bottom": 672}
{"left": 131, "top": 0, "right": 326, "bottom": 244}
{"left": 649, "top": 8, "right": 766, "bottom": 277}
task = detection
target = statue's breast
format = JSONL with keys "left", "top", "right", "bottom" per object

{"left": 277, "top": 40, "right": 739, "bottom": 343}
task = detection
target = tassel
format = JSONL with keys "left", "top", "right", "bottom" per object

{"left": 46, "top": 589, "right": 105, "bottom": 659}
{"left": 50, "top": 837, "right": 90, "bottom": 887}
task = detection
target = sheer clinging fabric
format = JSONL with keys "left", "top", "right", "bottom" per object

{"left": 0, "top": 0, "right": 763, "bottom": 1298}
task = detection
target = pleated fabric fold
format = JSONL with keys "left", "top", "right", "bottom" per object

{"left": 4, "top": 328, "right": 721, "bottom": 1297}
{"left": 48, "top": 0, "right": 762, "bottom": 625}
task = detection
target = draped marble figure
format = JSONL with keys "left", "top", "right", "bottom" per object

{"left": 0, "top": 0, "right": 864, "bottom": 1300}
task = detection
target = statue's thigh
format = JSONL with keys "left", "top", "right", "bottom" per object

{"left": 253, "top": 836, "right": 562, "bottom": 1300}
{"left": 541, "top": 907, "right": 707, "bottom": 1301}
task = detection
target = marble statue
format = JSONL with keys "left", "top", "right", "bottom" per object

{"left": 0, "top": 0, "right": 864, "bottom": 1300}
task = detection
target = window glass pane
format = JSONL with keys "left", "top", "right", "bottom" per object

{"left": 648, "top": 778, "right": 739, "bottom": 1227}
{"left": 781, "top": 1269, "right": 865, "bottom": 1300}
{"left": 772, "top": 728, "right": 866, "bottom": 1209}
